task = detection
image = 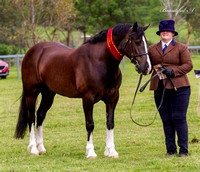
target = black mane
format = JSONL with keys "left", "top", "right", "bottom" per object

{"left": 112, "top": 23, "right": 132, "bottom": 41}
{"left": 85, "top": 23, "right": 132, "bottom": 44}
{"left": 85, "top": 29, "right": 108, "bottom": 44}
{"left": 85, "top": 23, "right": 144, "bottom": 44}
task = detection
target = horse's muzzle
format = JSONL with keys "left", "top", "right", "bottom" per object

{"left": 137, "top": 62, "right": 151, "bottom": 75}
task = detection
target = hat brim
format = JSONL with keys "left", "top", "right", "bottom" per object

{"left": 156, "top": 30, "right": 178, "bottom": 36}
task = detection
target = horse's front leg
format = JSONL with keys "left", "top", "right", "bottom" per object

{"left": 104, "top": 90, "right": 119, "bottom": 158}
{"left": 82, "top": 98, "right": 97, "bottom": 159}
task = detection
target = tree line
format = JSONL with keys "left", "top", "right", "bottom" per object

{"left": 0, "top": 0, "right": 199, "bottom": 54}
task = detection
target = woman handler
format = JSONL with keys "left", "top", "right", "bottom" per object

{"left": 148, "top": 20, "right": 193, "bottom": 157}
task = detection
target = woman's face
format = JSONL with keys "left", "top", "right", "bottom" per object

{"left": 160, "top": 31, "right": 174, "bottom": 42}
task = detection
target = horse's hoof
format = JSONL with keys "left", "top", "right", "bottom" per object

{"left": 104, "top": 147, "right": 119, "bottom": 158}
{"left": 37, "top": 144, "right": 46, "bottom": 154}
{"left": 86, "top": 155, "right": 97, "bottom": 159}
{"left": 110, "top": 154, "right": 119, "bottom": 158}
{"left": 39, "top": 151, "right": 46, "bottom": 154}
{"left": 31, "top": 152, "right": 39, "bottom": 156}
{"left": 86, "top": 147, "right": 97, "bottom": 159}
{"left": 38, "top": 150, "right": 46, "bottom": 154}
{"left": 28, "top": 145, "right": 39, "bottom": 156}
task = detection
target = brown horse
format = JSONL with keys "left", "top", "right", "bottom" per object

{"left": 15, "top": 22, "right": 151, "bottom": 158}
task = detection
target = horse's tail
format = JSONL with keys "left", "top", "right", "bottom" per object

{"left": 15, "top": 91, "right": 28, "bottom": 139}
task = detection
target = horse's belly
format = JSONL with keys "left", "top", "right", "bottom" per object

{"left": 48, "top": 86, "right": 80, "bottom": 99}
{"left": 44, "top": 78, "right": 80, "bottom": 98}
{"left": 55, "top": 89, "right": 80, "bottom": 98}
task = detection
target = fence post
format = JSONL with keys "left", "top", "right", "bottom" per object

{"left": 198, "top": 83, "right": 200, "bottom": 114}
{"left": 123, "top": 57, "right": 125, "bottom": 72}
{"left": 17, "top": 55, "right": 20, "bottom": 80}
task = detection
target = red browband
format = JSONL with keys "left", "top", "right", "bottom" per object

{"left": 107, "top": 28, "right": 124, "bottom": 61}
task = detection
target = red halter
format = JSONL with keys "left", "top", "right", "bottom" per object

{"left": 107, "top": 28, "right": 124, "bottom": 61}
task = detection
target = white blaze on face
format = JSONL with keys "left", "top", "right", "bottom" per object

{"left": 142, "top": 36, "right": 151, "bottom": 74}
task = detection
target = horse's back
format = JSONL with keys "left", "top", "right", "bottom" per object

{"left": 23, "top": 42, "right": 72, "bottom": 68}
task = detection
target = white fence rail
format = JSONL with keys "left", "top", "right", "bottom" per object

{"left": 188, "top": 46, "right": 200, "bottom": 55}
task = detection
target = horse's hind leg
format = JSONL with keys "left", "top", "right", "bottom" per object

{"left": 36, "top": 89, "right": 55, "bottom": 154}
{"left": 82, "top": 98, "right": 97, "bottom": 159}
{"left": 26, "top": 94, "right": 39, "bottom": 156}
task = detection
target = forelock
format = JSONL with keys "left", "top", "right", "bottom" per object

{"left": 135, "top": 26, "right": 144, "bottom": 39}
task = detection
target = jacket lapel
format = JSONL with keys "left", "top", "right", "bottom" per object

{"left": 156, "top": 41, "right": 163, "bottom": 56}
{"left": 156, "top": 39, "right": 176, "bottom": 56}
{"left": 164, "top": 40, "right": 176, "bottom": 55}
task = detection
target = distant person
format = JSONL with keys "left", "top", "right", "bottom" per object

{"left": 148, "top": 20, "right": 193, "bottom": 157}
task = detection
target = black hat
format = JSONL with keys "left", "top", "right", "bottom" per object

{"left": 156, "top": 20, "right": 178, "bottom": 36}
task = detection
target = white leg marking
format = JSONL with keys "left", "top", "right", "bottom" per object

{"left": 28, "top": 123, "right": 39, "bottom": 156}
{"left": 142, "top": 36, "right": 151, "bottom": 74}
{"left": 86, "top": 133, "right": 97, "bottom": 159}
{"left": 36, "top": 125, "right": 46, "bottom": 154}
{"left": 104, "top": 129, "right": 119, "bottom": 158}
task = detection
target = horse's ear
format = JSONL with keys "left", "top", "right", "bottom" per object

{"left": 133, "top": 22, "right": 138, "bottom": 32}
{"left": 143, "top": 24, "right": 150, "bottom": 31}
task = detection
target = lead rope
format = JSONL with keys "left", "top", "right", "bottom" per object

{"left": 130, "top": 70, "right": 168, "bottom": 127}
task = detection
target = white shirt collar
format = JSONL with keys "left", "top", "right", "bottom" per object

{"left": 161, "top": 39, "right": 172, "bottom": 49}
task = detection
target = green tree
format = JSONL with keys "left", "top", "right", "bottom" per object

{"left": 160, "top": 0, "right": 190, "bottom": 20}
{"left": 159, "top": 0, "right": 197, "bottom": 45}
{"left": 145, "top": 0, "right": 167, "bottom": 25}
{"left": 186, "top": 0, "right": 200, "bottom": 38}
{"left": 73, "top": 0, "right": 91, "bottom": 42}
{"left": 74, "top": 0, "right": 136, "bottom": 41}
{"left": 0, "top": 0, "right": 76, "bottom": 51}
{"left": 0, "top": 0, "right": 22, "bottom": 52}
{"left": 74, "top": 0, "right": 167, "bottom": 41}
{"left": 40, "top": 0, "right": 76, "bottom": 46}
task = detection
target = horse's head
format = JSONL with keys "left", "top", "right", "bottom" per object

{"left": 118, "top": 22, "right": 152, "bottom": 75}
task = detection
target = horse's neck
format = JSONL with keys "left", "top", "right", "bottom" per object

{"left": 87, "top": 42, "right": 121, "bottom": 69}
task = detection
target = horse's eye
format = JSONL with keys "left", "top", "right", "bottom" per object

{"left": 135, "top": 41, "right": 141, "bottom": 45}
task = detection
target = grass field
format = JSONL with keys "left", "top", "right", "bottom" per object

{"left": 0, "top": 56, "right": 200, "bottom": 171}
